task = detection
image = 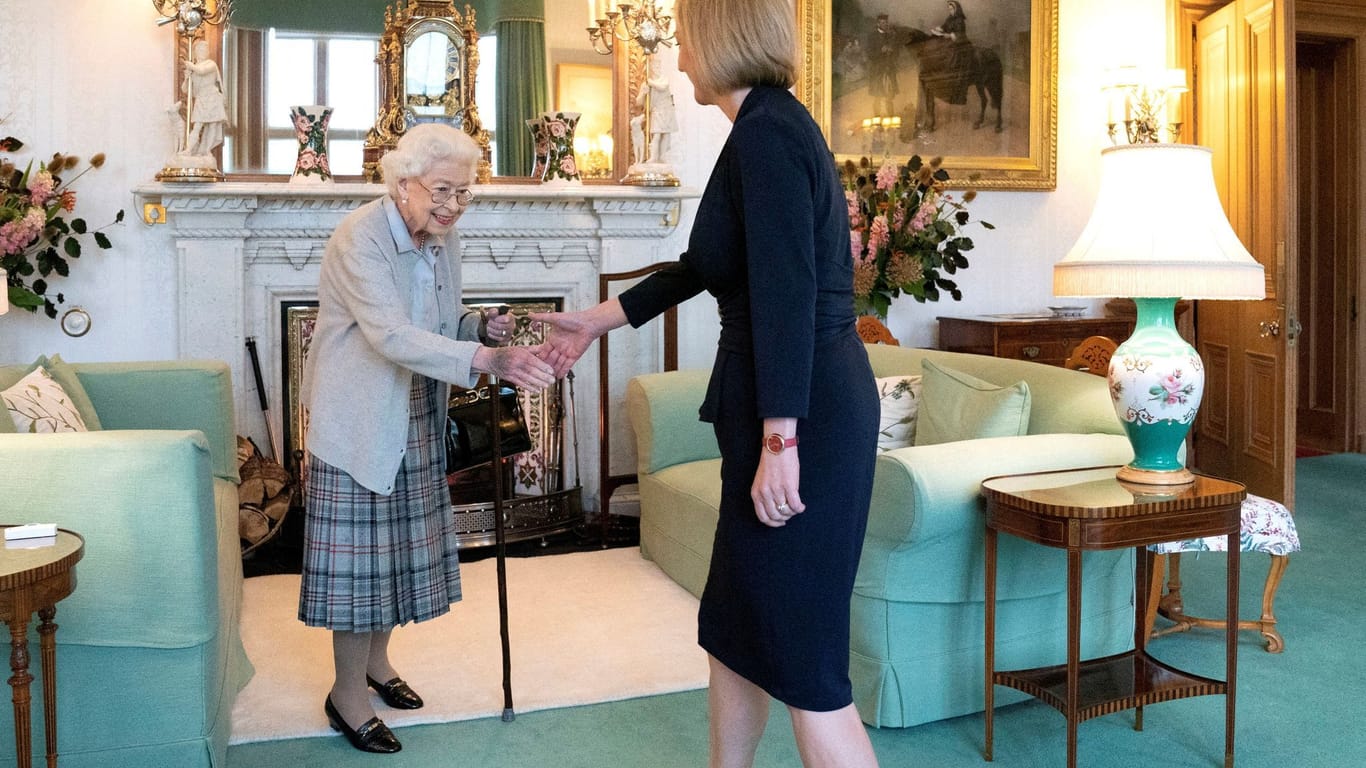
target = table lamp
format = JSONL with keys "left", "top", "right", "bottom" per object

{"left": 1053, "top": 142, "right": 1264, "bottom": 485}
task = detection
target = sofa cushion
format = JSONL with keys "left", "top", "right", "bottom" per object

{"left": 864, "top": 345, "right": 1123, "bottom": 437}
{"left": 0, "top": 354, "right": 103, "bottom": 433}
{"left": 2, "top": 365, "right": 92, "bottom": 433}
{"left": 876, "top": 375, "right": 921, "bottom": 451}
{"left": 914, "top": 359, "right": 1031, "bottom": 445}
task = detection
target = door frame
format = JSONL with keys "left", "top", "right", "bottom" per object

{"left": 1298, "top": 1, "right": 1366, "bottom": 452}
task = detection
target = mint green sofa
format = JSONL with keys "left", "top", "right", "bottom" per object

{"left": 626, "top": 344, "right": 1137, "bottom": 728}
{"left": 0, "top": 360, "right": 253, "bottom": 767}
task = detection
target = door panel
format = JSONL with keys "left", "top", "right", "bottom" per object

{"left": 1191, "top": 0, "right": 1297, "bottom": 505}
{"left": 1295, "top": 39, "right": 1355, "bottom": 453}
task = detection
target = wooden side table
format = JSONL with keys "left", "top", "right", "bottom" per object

{"left": 0, "top": 528, "right": 83, "bottom": 768}
{"left": 980, "top": 468, "right": 1243, "bottom": 768}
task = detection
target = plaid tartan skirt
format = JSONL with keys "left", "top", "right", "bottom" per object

{"left": 298, "top": 374, "right": 461, "bottom": 632}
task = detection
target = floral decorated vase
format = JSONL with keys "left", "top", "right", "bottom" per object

{"left": 290, "top": 105, "right": 333, "bottom": 184}
{"left": 1108, "top": 297, "right": 1204, "bottom": 484}
{"left": 525, "top": 117, "right": 550, "bottom": 179}
{"left": 540, "top": 110, "right": 581, "bottom": 184}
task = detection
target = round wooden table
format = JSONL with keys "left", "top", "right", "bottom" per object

{"left": 0, "top": 528, "right": 83, "bottom": 768}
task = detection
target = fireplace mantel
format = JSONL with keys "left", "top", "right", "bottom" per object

{"left": 134, "top": 180, "right": 697, "bottom": 515}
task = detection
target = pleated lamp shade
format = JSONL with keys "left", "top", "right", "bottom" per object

{"left": 1053, "top": 143, "right": 1264, "bottom": 300}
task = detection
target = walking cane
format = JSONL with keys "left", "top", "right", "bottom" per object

{"left": 490, "top": 377, "right": 516, "bottom": 722}
{"left": 245, "top": 337, "right": 281, "bottom": 461}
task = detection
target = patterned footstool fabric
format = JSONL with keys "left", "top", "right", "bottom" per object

{"left": 1149, "top": 493, "right": 1300, "bottom": 555}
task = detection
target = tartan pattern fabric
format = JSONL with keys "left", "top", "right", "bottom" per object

{"left": 298, "top": 374, "right": 461, "bottom": 631}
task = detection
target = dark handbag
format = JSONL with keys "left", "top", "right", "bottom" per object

{"left": 445, "top": 384, "right": 533, "bottom": 474}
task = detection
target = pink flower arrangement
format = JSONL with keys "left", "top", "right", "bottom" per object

{"left": 2, "top": 134, "right": 123, "bottom": 318}
{"left": 841, "top": 155, "right": 992, "bottom": 319}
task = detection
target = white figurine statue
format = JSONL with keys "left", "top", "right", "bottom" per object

{"left": 179, "top": 39, "right": 227, "bottom": 164}
{"left": 629, "top": 114, "right": 646, "bottom": 166}
{"left": 635, "top": 55, "right": 677, "bottom": 164}
{"left": 184, "top": 40, "right": 227, "bottom": 156}
{"left": 626, "top": 54, "right": 679, "bottom": 184}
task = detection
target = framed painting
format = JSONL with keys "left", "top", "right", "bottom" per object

{"left": 797, "top": 0, "right": 1057, "bottom": 190}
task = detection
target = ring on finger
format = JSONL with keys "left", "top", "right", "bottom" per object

{"left": 776, "top": 502, "right": 788, "bottom": 511}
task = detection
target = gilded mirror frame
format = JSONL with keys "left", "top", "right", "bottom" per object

{"left": 364, "top": 0, "right": 490, "bottom": 182}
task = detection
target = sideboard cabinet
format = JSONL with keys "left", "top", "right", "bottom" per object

{"left": 937, "top": 315, "right": 1134, "bottom": 367}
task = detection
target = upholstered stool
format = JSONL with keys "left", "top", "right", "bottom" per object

{"left": 1144, "top": 493, "right": 1301, "bottom": 652}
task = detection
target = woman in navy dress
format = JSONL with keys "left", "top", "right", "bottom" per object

{"left": 536, "top": 1, "right": 880, "bottom": 763}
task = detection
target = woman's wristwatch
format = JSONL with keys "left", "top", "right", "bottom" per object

{"left": 763, "top": 433, "right": 799, "bottom": 455}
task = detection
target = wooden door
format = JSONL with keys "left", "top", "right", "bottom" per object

{"left": 1189, "top": 0, "right": 1298, "bottom": 504}
{"left": 1294, "top": 38, "right": 1356, "bottom": 454}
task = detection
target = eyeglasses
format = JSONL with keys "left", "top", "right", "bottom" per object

{"left": 412, "top": 179, "right": 475, "bottom": 206}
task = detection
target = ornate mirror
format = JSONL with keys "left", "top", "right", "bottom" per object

{"left": 364, "top": 0, "right": 491, "bottom": 181}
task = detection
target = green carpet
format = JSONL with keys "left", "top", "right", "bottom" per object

{"left": 229, "top": 455, "right": 1363, "bottom": 767}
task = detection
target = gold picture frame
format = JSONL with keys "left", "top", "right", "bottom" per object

{"left": 282, "top": 302, "right": 319, "bottom": 485}
{"left": 797, "top": 0, "right": 1057, "bottom": 190}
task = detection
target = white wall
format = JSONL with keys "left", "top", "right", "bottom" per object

{"left": 0, "top": 0, "right": 1168, "bottom": 366}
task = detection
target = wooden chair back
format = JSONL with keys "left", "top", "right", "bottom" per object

{"left": 1064, "top": 335, "right": 1117, "bottom": 376}
{"left": 856, "top": 315, "right": 900, "bottom": 346}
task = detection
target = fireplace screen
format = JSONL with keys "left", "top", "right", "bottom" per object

{"left": 281, "top": 298, "right": 582, "bottom": 547}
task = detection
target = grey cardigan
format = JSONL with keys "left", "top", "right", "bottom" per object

{"left": 302, "top": 196, "right": 483, "bottom": 494}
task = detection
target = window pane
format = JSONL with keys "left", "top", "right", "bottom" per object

{"left": 267, "top": 138, "right": 297, "bottom": 175}
{"left": 476, "top": 35, "right": 497, "bottom": 142}
{"left": 327, "top": 38, "right": 378, "bottom": 131}
{"left": 267, "top": 34, "right": 316, "bottom": 128}
{"left": 329, "top": 139, "right": 364, "bottom": 176}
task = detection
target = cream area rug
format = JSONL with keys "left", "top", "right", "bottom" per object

{"left": 229, "top": 548, "right": 708, "bottom": 744}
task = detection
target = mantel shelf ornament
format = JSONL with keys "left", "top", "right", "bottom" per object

{"left": 153, "top": 0, "right": 234, "bottom": 183}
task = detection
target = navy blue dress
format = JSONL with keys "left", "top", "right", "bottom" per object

{"left": 619, "top": 86, "right": 878, "bottom": 711}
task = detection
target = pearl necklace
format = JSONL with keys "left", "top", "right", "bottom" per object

{"left": 414, "top": 232, "right": 428, "bottom": 250}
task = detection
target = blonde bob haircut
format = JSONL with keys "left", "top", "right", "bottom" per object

{"left": 675, "top": 0, "right": 798, "bottom": 96}
{"left": 379, "top": 123, "right": 480, "bottom": 198}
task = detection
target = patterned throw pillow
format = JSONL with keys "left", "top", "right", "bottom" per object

{"left": 876, "top": 375, "right": 922, "bottom": 451}
{"left": 1, "top": 366, "right": 91, "bottom": 433}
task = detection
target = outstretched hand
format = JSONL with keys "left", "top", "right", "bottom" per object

{"left": 474, "top": 345, "right": 557, "bottom": 391}
{"left": 529, "top": 310, "right": 599, "bottom": 378}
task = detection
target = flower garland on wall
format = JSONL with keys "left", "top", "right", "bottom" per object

{"left": 1, "top": 135, "right": 124, "bottom": 319}
{"left": 842, "top": 155, "right": 992, "bottom": 320}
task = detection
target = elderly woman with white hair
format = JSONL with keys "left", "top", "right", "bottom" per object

{"left": 298, "top": 123, "right": 556, "bottom": 754}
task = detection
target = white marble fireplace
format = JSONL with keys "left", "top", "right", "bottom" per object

{"left": 133, "top": 180, "right": 696, "bottom": 515}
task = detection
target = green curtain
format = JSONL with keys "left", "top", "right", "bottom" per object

{"left": 495, "top": 17, "right": 547, "bottom": 177}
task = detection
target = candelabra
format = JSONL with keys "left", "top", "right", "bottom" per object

{"left": 861, "top": 115, "right": 902, "bottom": 156}
{"left": 153, "top": 0, "right": 231, "bottom": 35}
{"left": 587, "top": 1, "right": 675, "bottom": 55}
{"left": 1103, "top": 67, "right": 1187, "bottom": 146}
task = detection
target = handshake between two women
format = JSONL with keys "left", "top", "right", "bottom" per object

{"left": 483, "top": 299, "right": 628, "bottom": 391}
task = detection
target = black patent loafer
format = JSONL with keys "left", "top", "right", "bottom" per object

{"left": 367, "top": 674, "right": 425, "bottom": 710}
{"left": 324, "top": 696, "right": 402, "bottom": 753}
